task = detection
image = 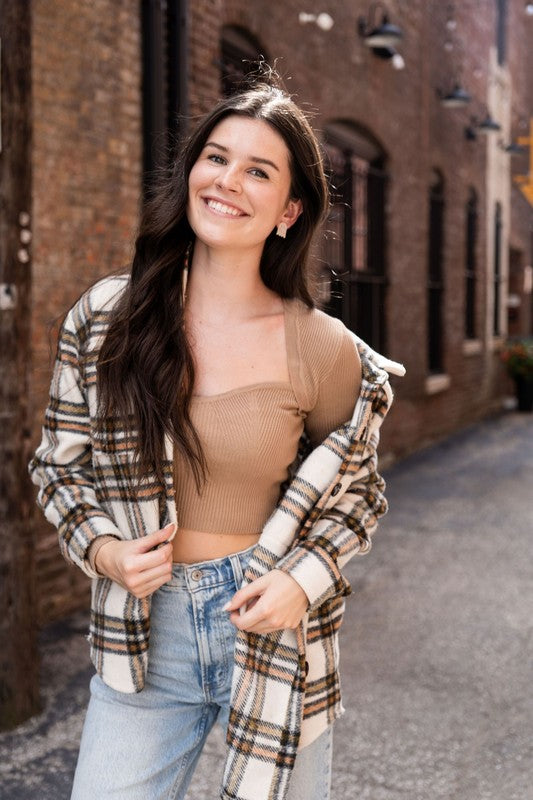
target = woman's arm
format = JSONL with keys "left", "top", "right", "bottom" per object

{"left": 29, "top": 306, "right": 125, "bottom": 578}
{"left": 273, "top": 428, "right": 387, "bottom": 610}
{"left": 227, "top": 329, "right": 376, "bottom": 632}
{"left": 227, "top": 428, "right": 386, "bottom": 631}
{"left": 29, "top": 297, "right": 175, "bottom": 595}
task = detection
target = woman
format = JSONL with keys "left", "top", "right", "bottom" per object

{"left": 30, "top": 82, "right": 404, "bottom": 800}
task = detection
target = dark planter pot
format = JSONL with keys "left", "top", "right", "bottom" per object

{"left": 514, "top": 376, "right": 533, "bottom": 412}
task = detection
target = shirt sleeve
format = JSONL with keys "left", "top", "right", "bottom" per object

{"left": 304, "top": 327, "right": 362, "bottom": 447}
{"left": 276, "top": 377, "right": 392, "bottom": 611}
{"left": 28, "top": 299, "right": 125, "bottom": 580}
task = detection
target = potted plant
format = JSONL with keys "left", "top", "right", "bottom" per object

{"left": 500, "top": 338, "right": 533, "bottom": 412}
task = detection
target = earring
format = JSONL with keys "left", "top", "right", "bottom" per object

{"left": 276, "top": 222, "right": 288, "bottom": 238}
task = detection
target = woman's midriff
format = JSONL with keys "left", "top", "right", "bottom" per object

{"left": 172, "top": 527, "right": 261, "bottom": 564}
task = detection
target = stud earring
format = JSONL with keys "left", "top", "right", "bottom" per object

{"left": 276, "top": 222, "right": 288, "bottom": 239}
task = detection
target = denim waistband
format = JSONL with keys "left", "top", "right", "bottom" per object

{"left": 166, "top": 544, "right": 256, "bottom": 591}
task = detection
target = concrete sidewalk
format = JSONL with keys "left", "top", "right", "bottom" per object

{"left": 1, "top": 412, "right": 532, "bottom": 799}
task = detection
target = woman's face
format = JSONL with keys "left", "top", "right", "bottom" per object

{"left": 186, "top": 115, "right": 302, "bottom": 257}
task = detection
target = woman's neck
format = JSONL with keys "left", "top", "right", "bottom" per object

{"left": 186, "top": 243, "right": 281, "bottom": 320}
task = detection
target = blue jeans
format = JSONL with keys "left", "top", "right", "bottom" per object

{"left": 71, "top": 546, "right": 332, "bottom": 799}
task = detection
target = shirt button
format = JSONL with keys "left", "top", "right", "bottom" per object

{"left": 191, "top": 569, "right": 203, "bottom": 581}
{"left": 331, "top": 482, "right": 342, "bottom": 497}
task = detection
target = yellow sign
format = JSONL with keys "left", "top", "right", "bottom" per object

{"left": 514, "top": 119, "right": 533, "bottom": 206}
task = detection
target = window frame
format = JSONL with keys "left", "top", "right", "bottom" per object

{"left": 427, "top": 171, "right": 445, "bottom": 374}
{"left": 321, "top": 125, "right": 388, "bottom": 353}
{"left": 493, "top": 201, "right": 503, "bottom": 337}
{"left": 465, "top": 188, "right": 478, "bottom": 341}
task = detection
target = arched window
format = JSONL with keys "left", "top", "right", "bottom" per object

{"left": 427, "top": 170, "right": 445, "bottom": 374}
{"left": 465, "top": 188, "right": 478, "bottom": 340}
{"left": 321, "top": 121, "right": 388, "bottom": 352}
{"left": 220, "top": 26, "right": 266, "bottom": 96}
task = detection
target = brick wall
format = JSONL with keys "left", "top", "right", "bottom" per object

{"left": 31, "top": 0, "right": 142, "bottom": 622}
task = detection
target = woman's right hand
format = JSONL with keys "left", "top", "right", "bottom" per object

{"left": 94, "top": 523, "right": 176, "bottom": 598}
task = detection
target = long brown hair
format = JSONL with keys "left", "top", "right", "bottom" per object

{"left": 97, "top": 83, "right": 329, "bottom": 487}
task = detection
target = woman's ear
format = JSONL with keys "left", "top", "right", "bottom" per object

{"left": 279, "top": 198, "right": 303, "bottom": 231}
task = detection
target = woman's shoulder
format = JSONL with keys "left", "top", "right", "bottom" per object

{"left": 284, "top": 299, "right": 361, "bottom": 414}
{"left": 283, "top": 298, "right": 361, "bottom": 418}
{"left": 285, "top": 298, "right": 356, "bottom": 374}
{"left": 288, "top": 296, "right": 350, "bottom": 332}
{"left": 64, "top": 273, "right": 130, "bottom": 332}
{"left": 81, "top": 273, "right": 130, "bottom": 312}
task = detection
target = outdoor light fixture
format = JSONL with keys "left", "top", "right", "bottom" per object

{"left": 465, "top": 111, "right": 502, "bottom": 140}
{"left": 439, "top": 83, "right": 471, "bottom": 108}
{"left": 390, "top": 50, "right": 405, "bottom": 70}
{"left": 298, "top": 11, "right": 334, "bottom": 30}
{"left": 358, "top": 2, "right": 403, "bottom": 49}
{"left": 499, "top": 140, "right": 528, "bottom": 155}
{"left": 477, "top": 113, "right": 502, "bottom": 134}
{"left": 372, "top": 46, "right": 405, "bottom": 69}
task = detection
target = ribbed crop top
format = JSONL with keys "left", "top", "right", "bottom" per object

{"left": 173, "top": 299, "right": 361, "bottom": 534}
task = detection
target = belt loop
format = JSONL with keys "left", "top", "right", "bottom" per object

{"left": 229, "top": 552, "right": 244, "bottom": 590}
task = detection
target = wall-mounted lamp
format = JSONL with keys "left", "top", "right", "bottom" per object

{"left": 465, "top": 111, "right": 502, "bottom": 140}
{"left": 499, "top": 140, "right": 528, "bottom": 155}
{"left": 438, "top": 83, "right": 471, "bottom": 108}
{"left": 477, "top": 113, "right": 502, "bottom": 134}
{"left": 525, "top": 2, "right": 533, "bottom": 15}
{"left": 358, "top": 3, "right": 403, "bottom": 49}
{"left": 372, "top": 46, "right": 405, "bottom": 70}
{"left": 298, "top": 12, "right": 334, "bottom": 31}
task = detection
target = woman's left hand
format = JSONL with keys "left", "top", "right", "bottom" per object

{"left": 226, "top": 569, "right": 309, "bottom": 633}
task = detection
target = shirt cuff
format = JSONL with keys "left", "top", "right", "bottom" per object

{"left": 86, "top": 535, "right": 120, "bottom": 575}
{"left": 276, "top": 541, "right": 346, "bottom": 609}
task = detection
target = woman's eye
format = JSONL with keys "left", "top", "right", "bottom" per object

{"left": 250, "top": 168, "right": 269, "bottom": 179}
{"left": 208, "top": 154, "right": 226, "bottom": 164}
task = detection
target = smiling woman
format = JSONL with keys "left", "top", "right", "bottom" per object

{"left": 186, "top": 116, "right": 302, "bottom": 257}
{"left": 29, "top": 76, "right": 400, "bottom": 800}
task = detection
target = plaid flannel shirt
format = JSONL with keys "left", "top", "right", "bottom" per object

{"left": 29, "top": 276, "right": 405, "bottom": 800}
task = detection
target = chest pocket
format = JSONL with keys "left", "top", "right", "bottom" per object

{"left": 90, "top": 418, "right": 141, "bottom": 499}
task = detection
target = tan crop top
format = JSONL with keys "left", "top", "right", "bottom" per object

{"left": 173, "top": 299, "right": 361, "bottom": 534}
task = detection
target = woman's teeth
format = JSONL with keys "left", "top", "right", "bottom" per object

{"left": 206, "top": 199, "right": 243, "bottom": 216}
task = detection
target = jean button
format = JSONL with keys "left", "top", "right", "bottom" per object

{"left": 191, "top": 569, "right": 203, "bottom": 581}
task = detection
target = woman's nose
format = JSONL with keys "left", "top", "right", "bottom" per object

{"left": 215, "top": 165, "right": 242, "bottom": 193}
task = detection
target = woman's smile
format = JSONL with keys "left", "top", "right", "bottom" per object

{"left": 203, "top": 196, "right": 248, "bottom": 217}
